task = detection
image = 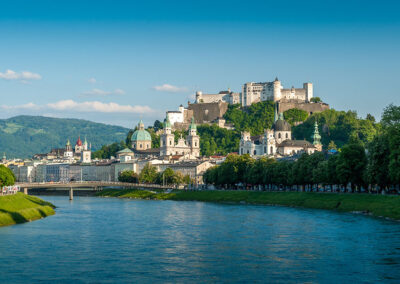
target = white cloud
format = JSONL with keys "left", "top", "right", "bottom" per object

{"left": 81, "top": 88, "right": 126, "bottom": 96}
{"left": 47, "top": 100, "right": 153, "bottom": 113}
{"left": 1, "top": 100, "right": 154, "bottom": 114}
{"left": 0, "top": 69, "right": 42, "bottom": 81}
{"left": 0, "top": 102, "right": 39, "bottom": 110}
{"left": 88, "top": 77, "right": 97, "bottom": 84}
{"left": 152, "top": 84, "right": 188, "bottom": 93}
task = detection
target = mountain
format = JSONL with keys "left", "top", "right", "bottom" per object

{"left": 0, "top": 116, "right": 129, "bottom": 158}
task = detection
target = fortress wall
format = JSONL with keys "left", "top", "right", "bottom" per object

{"left": 278, "top": 101, "right": 330, "bottom": 115}
{"left": 188, "top": 102, "right": 229, "bottom": 124}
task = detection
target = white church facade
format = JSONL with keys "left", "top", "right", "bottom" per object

{"left": 239, "top": 107, "right": 321, "bottom": 157}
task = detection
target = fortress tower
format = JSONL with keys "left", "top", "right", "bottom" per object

{"left": 273, "top": 77, "right": 282, "bottom": 102}
{"left": 303, "top": 82, "right": 313, "bottom": 102}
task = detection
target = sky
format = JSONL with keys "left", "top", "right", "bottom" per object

{"left": 0, "top": 0, "right": 399, "bottom": 128}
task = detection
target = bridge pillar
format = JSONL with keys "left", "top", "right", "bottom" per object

{"left": 23, "top": 187, "right": 28, "bottom": 195}
{"left": 69, "top": 188, "right": 73, "bottom": 200}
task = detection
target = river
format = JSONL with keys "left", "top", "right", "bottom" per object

{"left": 1, "top": 196, "right": 400, "bottom": 283}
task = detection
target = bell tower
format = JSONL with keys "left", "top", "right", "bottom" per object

{"left": 160, "top": 116, "right": 175, "bottom": 156}
{"left": 187, "top": 117, "right": 200, "bottom": 157}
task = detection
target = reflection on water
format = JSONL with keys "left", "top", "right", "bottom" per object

{"left": 0, "top": 196, "right": 400, "bottom": 283}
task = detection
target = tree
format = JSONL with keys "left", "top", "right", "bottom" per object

{"left": 223, "top": 101, "right": 275, "bottom": 135}
{"left": 327, "top": 155, "right": 340, "bottom": 189}
{"left": 93, "top": 141, "right": 126, "bottom": 159}
{"left": 367, "top": 134, "right": 390, "bottom": 191}
{"left": 125, "top": 130, "right": 134, "bottom": 148}
{"left": 336, "top": 138, "right": 367, "bottom": 191}
{"left": 157, "top": 168, "right": 183, "bottom": 185}
{"left": 183, "top": 174, "right": 193, "bottom": 185}
{"left": 139, "top": 163, "right": 158, "bottom": 183}
{"left": 327, "top": 141, "right": 337, "bottom": 150}
{"left": 283, "top": 108, "right": 308, "bottom": 126}
{"left": 204, "top": 166, "right": 218, "bottom": 185}
{"left": 312, "top": 160, "right": 329, "bottom": 189}
{"left": 366, "top": 113, "right": 375, "bottom": 123}
{"left": 0, "top": 165, "right": 15, "bottom": 186}
{"left": 153, "top": 120, "right": 164, "bottom": 131}
{"left": 292, "top": 109, "right": 379, "bottom": 150}
{"left": 310, "top": 97, "right": 322, "bottom": 103}
{"left": 118, "top": 170, "right": 139, "bottom": 183}
{"left": 381, "top": 104, "right": 400, "bottom": 128}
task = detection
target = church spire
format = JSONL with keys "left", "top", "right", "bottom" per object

{"left": 312, "top": 120, "right": 322, "bottom": 145}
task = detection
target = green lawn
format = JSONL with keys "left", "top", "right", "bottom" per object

{"left": 0, "top": 193, "right": 55, "bottom": 227}
{"left": 97, "top": 189, "right": 400, "bottom": 220}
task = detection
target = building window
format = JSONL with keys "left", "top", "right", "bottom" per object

{"left": 270, "top": 146, "right": 273, "bottom": 153}
{"left": 264, "top": 146, "right": 266, "bottom": 153}
{"left": 241, "top": 149, "right": 243, "bottom": 154}
{"left": 247, "top": 150, "right": 249, "bottom": 154}
{"left": 278, "top": 133, "right": 281, "bottom": 139}
{"left": 169, "top": 140, "right": 172, "bottom": 146}
{"left": 254, "top": 150, "right": 257, "bottom": 155}
{"left": 195, "top": 142, "right": 197, "bottom": 147}
{"left": 286, "top": 133, "right": 288, "bottom": 139}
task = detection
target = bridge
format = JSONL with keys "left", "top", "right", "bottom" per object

{"left": 17, "top": 181, "right": 171, "bottom": 200}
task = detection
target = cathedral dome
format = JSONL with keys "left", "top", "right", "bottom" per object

{"left": 131, "top": 129, "right": 151, "bottom": 142}
{"left": 273, "top": 117, "right": 291, "bottom": 132}
{"left": 131, "top": 120, "right": 151, "bottom": 142}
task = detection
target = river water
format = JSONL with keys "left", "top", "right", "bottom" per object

{"left": 1, "top": 196, "right": 400, "bottom": 283}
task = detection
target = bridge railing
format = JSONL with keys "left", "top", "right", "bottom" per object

{"left": 16, "top": 181, "right": 171, "bottom": 189}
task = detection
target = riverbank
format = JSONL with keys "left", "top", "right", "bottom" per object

{"left": 0, "top": 193, "right": 55, "bottom": 227}
{"left": 97, "top": 189, "right": 400, "bottom": 220}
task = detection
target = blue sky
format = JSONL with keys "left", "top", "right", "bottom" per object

{"left": 0, "top": 0, "right": 399, "bottom": 127}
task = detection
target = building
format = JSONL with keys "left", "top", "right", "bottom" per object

{"left": 80, "top": 138, "right": 92, "bottom": 163}
{"left": 64, "top": 140, "right": 73, "bottom": 158}
{"left": 195, "top": 89, "right": 240, "bottom": 105}
{"left": 239, "top": 106, "right": 320, "bottom": 157}
{"left": 131, "top": 120, "right": 152, "bottom": 150}
{"left": 160, "top": 117, "right": 200, "bottom": 158}
{"left": 33, "top": 136, "right": 92, "bottom": 163}
{"left": 74, "top": 136, "right": 84, "bottom": 153}
{"left": 241, "top": 77, "right": 314, "bottom": 106}
{"left": 116, "top": 148, "right": 134, "bottom": 162}
{"left": 166, "top": 105, "right": 193, "bottom": 127}
{"left": 241, "top": 82, "right": 265, "bottom": 106}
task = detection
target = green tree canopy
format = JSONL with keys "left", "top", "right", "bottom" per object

{"left": 283, "top": 108, "right": 308, "bottom": 126}
{"left": 118, "top": 170, "right": 139, "bottom": 183}
{"left": 310, "top": 97, "right": 322, "bottom": 103}
{"left": 139, "top": 163, "right": 158, "bottom": 184}
{"left": 0, "top": 165, "right": 15, "bottom": 187}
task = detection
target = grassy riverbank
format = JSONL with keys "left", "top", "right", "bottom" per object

{"left": 0, "top": 193, "right": 55, "bottom": 227}
{"left": 97, "top": 189, "right": 400, "bottom": 220}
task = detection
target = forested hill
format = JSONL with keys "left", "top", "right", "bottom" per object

{"left": 224, "top": 101, "right": 380, "bottom": 150}
{"left": 0, "top": 116, "right": 129, "bottom": 158}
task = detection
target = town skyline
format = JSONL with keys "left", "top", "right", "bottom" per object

{"left": 0, "top": 0, "right": 399, "bottom": 127}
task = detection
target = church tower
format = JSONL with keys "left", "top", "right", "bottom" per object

{"left": 75, "top": 136, "right": 83, "bottom": 153}
{"left": 80, "top": 137, "right": 91, "bottom": 163}
{"left": 160, "top": 116, "right": 175, "bottom": 156}
{"left": 186, "top": 117, "right": 200, "bottom": 157}
{"left": 311, "top": 121, "right": 322, "bottom": 152}
{"left": 64, "top": 139, "right": 74, "bottom": 158}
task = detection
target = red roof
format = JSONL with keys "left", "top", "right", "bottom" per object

{"left": 76, "top": 136, "right": 82, "bottom": 146}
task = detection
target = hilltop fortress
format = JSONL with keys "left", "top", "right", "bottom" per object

{"left": 167, "top": 78, "right": 329, "bottom": 129}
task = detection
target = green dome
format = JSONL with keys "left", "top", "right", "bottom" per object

{"left": 131, "top": 129, "right": 152, "bottom": 141}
